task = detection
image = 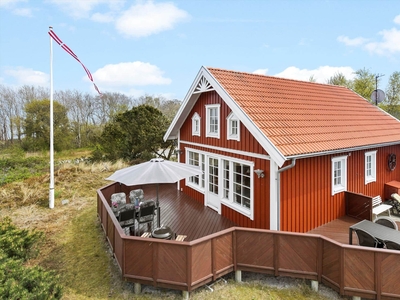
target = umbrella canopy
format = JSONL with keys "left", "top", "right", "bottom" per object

{"left": 105, "top": 158, "right": 203, "bottom": 227}
{"left": 105, "top": 158, "right": 202, "bottom": 186}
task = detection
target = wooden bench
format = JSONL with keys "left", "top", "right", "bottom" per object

{"left": 372, "top": 196, "right": 392, "bottom": 219}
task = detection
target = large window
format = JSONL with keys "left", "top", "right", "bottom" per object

{"left": 227, "top": 112, "right": 240, "bottom": 141}
{"left": 222, "top": 159, "right": 253, "bottom": 218}
{"left": 192, "top": 113, "right": 200, "bottom": 136}
{"left": 332, "top": 156, "right": 347, "bottom": 195}
{"left": 186, "top": 149, "right": 253, "bottom": 219}
{"left": 232, "top": 162, "right": 251, "bottom": 209}
{"left": 365, "top": 150, "right": 377, "bottom": 184}
{"left": 206, "top": 104, "right": 220, "bottom": 138}
{"left": 187, "top": 151, "right": 205, "bottom": 190}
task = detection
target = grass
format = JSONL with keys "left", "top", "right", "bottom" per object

{"left": 0, "top": 149, "right": 340, "bottom": 299}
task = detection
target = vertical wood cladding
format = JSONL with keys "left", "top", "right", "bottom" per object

{"left": 180, "top": 91, "right": 268, "bottom": 155}
{"left": 178, "top": 90, "right": 400, "bottom": 233}
{"left": 280, "top": 146, "right": 400, "bottom": 233}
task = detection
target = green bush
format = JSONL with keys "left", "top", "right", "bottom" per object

{"left": 0, "top": 218, "right": 63, "bottom": 299}
{"left": 0, "top": 156, "right": 47, "bottom": 186}
{"left": 0, "top": 253, "right": 63, "bottom": 300}
{"left": 0, "top": 217, "right": 43, "bottom": 261}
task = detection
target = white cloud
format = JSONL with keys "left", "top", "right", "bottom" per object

{"left": 115, "top": 1, "right": 190, "bottom": 38}
{"left": 253, "top": 68, "right": 268, "bottom": 75}
{"left": 0, "top": 0, "right": 26, "bottom": 7}
{"left": 274, "top": 66, "right": 356, "bottom": 83}
{"left": 338, "top": 17, "right": 400, "bottom": 56}
{"left": 48, "top": 0, "right": 124, "bottom": 19}
{"left": 13, "top": 7, "right": 32, "bottom": 16}
{"left": 337, "top": 35, "right": 368, "bottom": 46}
{"left": 91, "top": 61, "right": 171, "bottom": 88}
{"left": 91, "top": 12, "right": 115, "bottom": 23}
{"left": 365, "top": 28, "right": 400, "bottom": 55}
{"left": 4, "top": 67, "right": 49, "bottom": 86}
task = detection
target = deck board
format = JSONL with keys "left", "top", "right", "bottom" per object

{"left": 308, "top": 214, "right": 400, "bottom": 244}
{"left": 131, "top": 183, "right": 236, "bottom": 241}
{"left": 123, "top": 183, "right": 400, "bottom": 244}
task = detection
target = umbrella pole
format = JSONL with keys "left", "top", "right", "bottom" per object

{"left": 156, "top": 184, "right": 160, "bottom": 228}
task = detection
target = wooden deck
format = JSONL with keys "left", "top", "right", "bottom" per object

{"left": 122, "top": 183, "right": 236, "bottom": 241}
{"left": 308, "top": 214, "right": 400, "bottom": 244}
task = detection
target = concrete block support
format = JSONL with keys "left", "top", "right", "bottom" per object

{"left": 182, "top": 290, "right": 189, "bottom": 299}
{"left": 134, "top": 283, "right": 141, "bottom": 294}
{"left": 311, "top": 280, "right": 318, "bottom": 292}
{"left": 235, "top": 270, "right": 242, "bottom": 282}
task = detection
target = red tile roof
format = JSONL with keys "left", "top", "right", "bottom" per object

{"left": 207, "top": 67, "right": 400, "bottom": 157}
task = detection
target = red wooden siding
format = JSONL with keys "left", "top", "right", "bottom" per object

{"left": 177, "top": 90, "right": 400, "bottom": 233}
{"left": 180, "top": 91, "right": 268, "bottom": 155}
{"left": 280, "top": 145, "right": 400, "bottom": 233}
{"left": 180, "top": 146, "right": 271, "bottom": 229}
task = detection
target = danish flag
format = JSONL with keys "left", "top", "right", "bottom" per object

{"left": 48, "top": 29, "right": 101, "bottom": 95}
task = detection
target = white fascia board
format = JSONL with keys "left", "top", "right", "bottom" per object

{"left": 204, "top": 67, "right": 286, "bottom": 167}
{"left": 163, "top": 68, "right": 205, "bottom": 141}
{"left": 163, "top": 66, "right": 286, "bottom": 167}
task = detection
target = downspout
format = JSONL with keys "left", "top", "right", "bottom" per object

{"left": 276, "top": 158, "right": 296, "bottom": 230}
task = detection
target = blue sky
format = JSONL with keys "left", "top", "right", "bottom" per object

{"left": 1, "top": 0, "right": 399, "bottom": 101}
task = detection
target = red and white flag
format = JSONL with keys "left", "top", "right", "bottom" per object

{"left": 48, "top": 29, "right": 101, "bottom": 95}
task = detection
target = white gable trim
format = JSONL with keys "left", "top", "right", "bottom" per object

{"left": 164, "top": 66, "right": 286, "bottom": 167}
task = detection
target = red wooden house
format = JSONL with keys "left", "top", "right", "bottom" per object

{"left": 164, "top": 66, "right": 400, "bottom": 233}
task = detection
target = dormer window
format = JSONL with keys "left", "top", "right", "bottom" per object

{"left": 192, "top": 113, "right": 200, "bottom": 136}
{"left": 227, "top": 112, "right": 240, "bottom": 141}
{"left": 206, "top": 104, "right": 220, "bottom": 138}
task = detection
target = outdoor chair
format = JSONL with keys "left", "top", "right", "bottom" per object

{"left": 354, "top": 228, "right": 380, "bottom": 248}
{"left": 373, "top": 216, "right": 398, "bottom": 230}
{"left": 110, "top": 192, "right": 126, "bottom": 214}
{"left": 136, "top": 200, "right": 156, "bottom": 236}
{"left": 384, "top": 240, "right": 400, "bottom": 250}
{"left": 129, "top": 189, "right": 145, "bottom": 206}
{"left": 118, "top": 209, "right": 136, "bottom": 235}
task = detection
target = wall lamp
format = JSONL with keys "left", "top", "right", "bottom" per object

{"left": 254, "top": 169, "right": 265, "bottom": 178}
{"left": 174, "top": 149, "right": 183, "bottom": 155}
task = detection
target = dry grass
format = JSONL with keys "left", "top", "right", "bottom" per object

{"left": 0, "top": 154, "right": 338, "bottom": 300}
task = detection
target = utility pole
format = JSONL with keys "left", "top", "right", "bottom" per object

{"left": 375, "top": 74, "right": 384, "bottom": 105}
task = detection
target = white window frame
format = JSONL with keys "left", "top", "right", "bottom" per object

{"left": 331, "top": 155, "right": 347, "bottom": 195}
{"left": 227, "top": 112, "right": 240, "bottom": 141}
{"left": 206, "top": 104, "right": 220, "bottom": 138}
{"left": 186, "top": 150, "right": 205, "bottom": 192}
{"left": 185, "top": 148, "right": 254, "bottom": 220}
{"left": 365, "top": 150, "right": 377, "bottom": 184}
{"left": 191, "top": 113, "right": 200, "bottom": 136}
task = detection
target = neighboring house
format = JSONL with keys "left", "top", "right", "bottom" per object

{"left": 164, "top": 66, "right": 400, "bottom": 233}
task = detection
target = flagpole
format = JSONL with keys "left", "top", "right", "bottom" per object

{"left": 49, "top": 26, "right": 55, "bottom": 209}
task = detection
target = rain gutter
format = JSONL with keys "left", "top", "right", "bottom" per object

{"left": 276, "top": 158, "right": 296, "bottom": 230}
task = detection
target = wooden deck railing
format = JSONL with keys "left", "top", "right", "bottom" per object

{"left": 98, "top": 185, "right": 400, "bottom": 299}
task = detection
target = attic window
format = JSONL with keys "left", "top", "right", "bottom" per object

{"left": 192, "top": 113, "right": 200, "bottom": 136}
{"left": 206, "top": 104, "right": 220, "bottom": 138}
{"left": 227, "top": 112, "right": 240, "bottom": 141}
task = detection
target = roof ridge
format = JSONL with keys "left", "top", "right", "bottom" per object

{"left": 206, "top": 66, "right": 350, "bottom": 90}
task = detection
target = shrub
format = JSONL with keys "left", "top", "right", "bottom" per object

{"left": 0, "top": 218, "right": 63, "bottom": 299}
{"left": 0, "top": 217, "right": 43, "bottom": 261}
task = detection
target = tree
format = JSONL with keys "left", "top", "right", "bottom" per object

{"left": 95, "top": 105, "right": 174, "bottom": 161}
{"left": 22, "top": 99, "right": 72, "bottom": 151}
{"left": 352, "top": 68, "right": 376, "bottom": 101}
{"left": 326, "top": 72, "right": 352, "bottom": 88}
{"left": 384, "top": 71, "right": 400, "bottom": 119}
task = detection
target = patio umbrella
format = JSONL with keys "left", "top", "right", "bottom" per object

{"left": 105, "top": 158, "right": 203, "bottom": 227}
